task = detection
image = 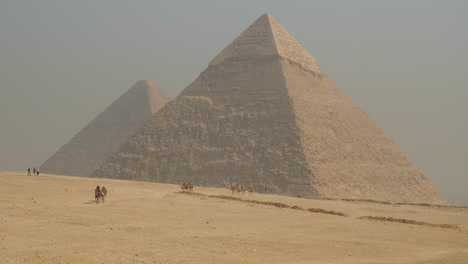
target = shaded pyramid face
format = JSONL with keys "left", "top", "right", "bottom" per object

{"left": 94, "top": 14, "right": 447, "bottom": 204}
{"left": 41, "top": 80, "right": 170, "bottom": 177}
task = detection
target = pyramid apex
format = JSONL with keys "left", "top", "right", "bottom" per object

{"left": 209, "top": 14, "right": 277, "bottom": 66}
{"left": 134, "top": 80, "right": 154, "bottom": 87}
{"left": 209, "top": 14, "right": 322, "bottom": 74}
{"left": 259, "top": 13, "right": 277, "bottom": 24}
{"left": 131, "top": 80, "right": 163, "bottom": 93}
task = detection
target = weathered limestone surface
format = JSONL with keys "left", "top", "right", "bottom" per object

{"left": 94, "top": 14, "right": 447, "bottom": 204}
{"left": 280, "top": 61, "right": 445, "bottom": 204}
{"left": 41, "top": 80, "right": 170, "bottom": 176}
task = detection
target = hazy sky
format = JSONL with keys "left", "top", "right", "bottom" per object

{"left": 1, "top": 1, "right": 466, "bottom": 205}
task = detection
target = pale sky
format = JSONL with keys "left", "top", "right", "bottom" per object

{"left": 1, "top": 1, "right": 466, "bottom": 205}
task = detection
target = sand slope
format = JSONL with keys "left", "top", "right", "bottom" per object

{"left": 1, "top": 171, "right": 467, "bottom": 263}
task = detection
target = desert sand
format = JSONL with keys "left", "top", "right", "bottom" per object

{"left": 1, "top": 171, "right": 467, "bottom": 264}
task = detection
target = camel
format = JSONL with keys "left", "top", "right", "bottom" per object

{"left": 101, "top": 186, "right": 107, "bottom": 197}
{"left": 247, "top": 186, "right": 254, "bottom": 196}
{"left": 229, "top": 184, "right": 236, "bottom": 195}
{"left": 95, "top": 189, "right": 105, "bottom": 204}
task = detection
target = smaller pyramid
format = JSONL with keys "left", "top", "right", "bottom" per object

{"left": 41, "top": 80, "right": 170, "bottom": 176}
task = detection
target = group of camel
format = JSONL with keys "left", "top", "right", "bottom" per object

{"left": 229, "top": 184, "right": 254, "bottom": 196}
{"left": 264, "top": 184, "right": 278, "bottom": 194}
{"left": 180, "top": 182, "right": 194, "bottom": 192}
{"left": 229, "top": 183, "right": 278, "bottom": 196}
{"left": 95, "top": 181, "right": 280, "bottom": 203}
{"left": 178, "top": 181, "right": 278, "bottom": 196}
{"left": 94, "top": 186, "right": 107, "bottom": 204}
{"left": 178, "top": 182, "right": 279, "bottom": 196}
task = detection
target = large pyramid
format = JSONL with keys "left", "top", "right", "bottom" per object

{"left": 93, "top": 14, "right": 447, "bottom": 204}
{"left": 41, "top": 80, "right": 170, "bottom": 176}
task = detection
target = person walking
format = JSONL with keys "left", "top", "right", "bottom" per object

{"left": 36, "top": 168, "right": 40, "bottom": 176}
{"left": 33, "top": 167, "right": 36, "bottom": 175}
{"left": 27, "top": 167, "right": 31, "bottom": 176}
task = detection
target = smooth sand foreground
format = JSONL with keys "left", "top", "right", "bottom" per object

{"left": 1, "top": 171, "right": 467, "bottom": 264}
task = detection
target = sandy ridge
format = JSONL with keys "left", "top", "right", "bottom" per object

{"left": 1, "top": 171, "right": 467, "bottom": 263}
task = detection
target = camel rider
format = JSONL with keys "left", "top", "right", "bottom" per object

{"left": 95, "top": 185, "right": 100, "bottom": 193}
